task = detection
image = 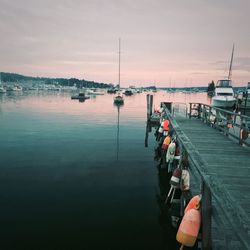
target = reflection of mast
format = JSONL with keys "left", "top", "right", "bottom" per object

{"left": 116, "top": 105, "right": 120, "bottom": 160}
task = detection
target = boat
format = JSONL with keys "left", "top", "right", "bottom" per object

{"left": 123, "top": 88, "right": 133, "bottom": 96}
{"left": 71, "top": 92, "right": 90, "bottom": 101}
{"left": 0, "top": 73, "right": 6, "bottom": 93}
{"left": 7, "top": 84, "right": 23, "bottom": 91}
{"left": 85, "top": 88, "right": 104, "bottom": 95}
{"left": 211, "top": 80, "right": 236, "bottom": 108}
{"left": 237, "top": 82, "right": 250, "bottom": 109}
{"left": 114, "top": 39, "right": 124, "bottom": 105}
{"left": 0, "top": 85, "right": 6, "bottom": 93}
{"left": 107, "top": 88, "right": 118, "bottom": 94}
{"left": 211, "top": 45, "right": 236, "bottom": 109}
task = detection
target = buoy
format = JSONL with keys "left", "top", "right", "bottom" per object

{"left": 166, "top": 141, "right": 176, "bottom": 164}
{"left": 158, "top": 121, "right": 164, "bottom": 133}
{"left": 184, "top": 194, "right": 201, "bottom": 214}
{"left": 163, "top": 119, "right": 170, "bottom": 131}
{"left": 181, "top": 169, "right": 190, "bottom": 191}
{"left": 170, "top": 167, "right": 182, "bottom": 187}
{"left": 241, "top": 128, "right": 249, "bottom": 140}
{"left": 176, "top": 208, "right": 201, "bottom": 247}
{"left": 162, "top": 135, "right": 171, "bottom": 150}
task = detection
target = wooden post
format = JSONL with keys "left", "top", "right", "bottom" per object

{"left": 239, "top": 116, "right": 244, "bottom": 145}
{"left": 146, "top": 94, "right": 150, "bottom": 121}
{"left": 198, "top": 103, "right": 201, "bottom": 119}
{"left": 189, "top": 103, "right": 192, "bottom": 119}
{"left": 150, "top": 94, "right": 153, "bottom": 117}
{"left": 146, "top": 94, "right": 153, "bottom": 121}
{"left": 201, "top": 180, "right": 212, "bottom": 250}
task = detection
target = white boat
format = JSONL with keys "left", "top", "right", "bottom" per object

{"left": 114, "top": 39, "right": 124, "bottom": 105}
{"left": 211, "top": 80, "right": 236, "bottom": 108}
{"left": 0, "top": 85, "right": 6, "bottom": 93}
{"left": 211, "top": 45, "right": 236, "bottom": 109}
{"left": 7, "top": 84, "right": 23, "bottom": 91}
{"left": 71, "top": 92, "right": 90, "bottom": 101}
{"left": 0, "top": 73, "right": 6, "bottom": 93}
{"left": 85, "top": 89, "right": 104, "bottom": 95}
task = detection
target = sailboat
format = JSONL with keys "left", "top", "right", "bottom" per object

{"left": 211, "top": 44, "right": 236, "bottom": 109}
{"left": 114, "top": 39, "right": 124, "bottom": 105}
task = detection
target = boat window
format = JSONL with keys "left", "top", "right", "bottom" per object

{"left": 217, "top": 93, "right": 233, "bottom": 96}
{"left": 216, "top": 80, "right": 232, "bottom": 87}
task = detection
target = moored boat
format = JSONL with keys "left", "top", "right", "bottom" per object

{"left": 237, "top": 82, "right": 250, "bottom": 109}
{"left": 113, "top": 39, "right": 124, "bottom": 106}
{"left": 71, "top": 92, "right": 90, "bottom": 101}
{"left": 211, "top": 45, "right": 236, "bottom": 109}
{"left": 211, "top": 80, "right": 236, "bottom": 108}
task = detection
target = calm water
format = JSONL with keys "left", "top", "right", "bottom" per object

{"left": 0, "top": 90, "right": 209, "bottom": 250}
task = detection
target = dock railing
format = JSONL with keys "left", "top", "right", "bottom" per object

{"left": 189, "top": 103, "right": 250, "bottom": 147}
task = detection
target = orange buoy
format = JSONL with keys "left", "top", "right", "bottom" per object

{"left": 184, "top": 194, "right": 201, "bottom": 214}
{"left": 162, "top": 135, "right": 171, "bottom": 150}
{"left": 176, "top": 208, "right": 201, "bottom": 247}
{"left": 163, "top": 119, "right": 170, "bottom": 131}
{"left": 170, "top": 167, "right": 182, "bottom": 187}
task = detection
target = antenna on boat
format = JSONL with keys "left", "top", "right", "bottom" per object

{"left": 228, "top": 43, "right": 234, "bottom": 80}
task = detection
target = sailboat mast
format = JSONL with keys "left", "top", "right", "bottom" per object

{"left": 228, "top": 44, "right": 234, "bottom": 80}
{"left": 118, "top": 38, "right": 121, "bottom": 90}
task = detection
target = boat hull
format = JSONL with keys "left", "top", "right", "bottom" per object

{"left": 211, "top": 97, "right": 236, "bottom": 108}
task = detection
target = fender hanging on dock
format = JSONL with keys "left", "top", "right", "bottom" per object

{"left": 176, "top": 208, "right": 201, "bottom": 247}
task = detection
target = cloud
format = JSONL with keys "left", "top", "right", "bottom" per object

{"left": 211, "top": 57, "right": 250, "bottom": 72}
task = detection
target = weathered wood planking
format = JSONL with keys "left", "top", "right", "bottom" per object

{"left": 166, "top": 109, "right": 250, "bottom": 250}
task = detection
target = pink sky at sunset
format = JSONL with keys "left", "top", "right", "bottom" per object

{"left": 0, "top": 0, "right": 250, "bottom": 87}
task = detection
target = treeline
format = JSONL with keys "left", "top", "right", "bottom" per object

{"left": 207, "top": 80, "right": 215, "bottom": 92}
{"left": 0, "top": 72, "right": 113, "bottom": 89}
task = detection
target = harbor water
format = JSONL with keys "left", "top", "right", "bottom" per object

{"left": 0, "top": 90, "right": 210, "bottom": 250}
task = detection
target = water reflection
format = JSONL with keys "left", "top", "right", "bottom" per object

{"left": 156, "top": 169, "right": 179, "bottom": 249}
{"left": 114, "top": 102, "right": 124, "bottom": 160}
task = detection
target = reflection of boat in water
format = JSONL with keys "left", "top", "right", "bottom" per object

{"left": 211, "top": 80, "right": 236, "bottom": 108}
{"left": 71, "top": 92, "right": 90, "bottom": 101}
{"left": 115, "top": 104, "right": 122, "bottom": 160}
{"left": 211, "top": 45, "right": 236, "bottom": 109}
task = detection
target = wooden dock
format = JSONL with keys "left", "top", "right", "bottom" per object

{"left": 146, "top": 94, "right": 250, "bottom": 249}
{"left": 164, "top": 105, "right": 250, "bottom": 249}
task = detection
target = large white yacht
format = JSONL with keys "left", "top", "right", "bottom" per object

{"left": 211, "top": 45, "right": 236, "bottom": 109}
{"left": 211, "top": 80, "right": 236, "bottom": 108}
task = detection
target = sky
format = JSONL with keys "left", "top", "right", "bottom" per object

{"left": 0, "top": 0, "right": 250, "bottom": 87}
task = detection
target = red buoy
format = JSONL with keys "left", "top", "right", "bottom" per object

{"left": 176, "top": 208, "right": 201, "bottom": 247}
{"left": 170, "top": 167, "right": 182, "bottom": 187}
{"left": 184, "top": 195, "right": 201, "bottom": 214}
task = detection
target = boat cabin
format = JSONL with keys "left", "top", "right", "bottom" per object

{"left": 216, "top": 80, "right": 232, "bottom": 88}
